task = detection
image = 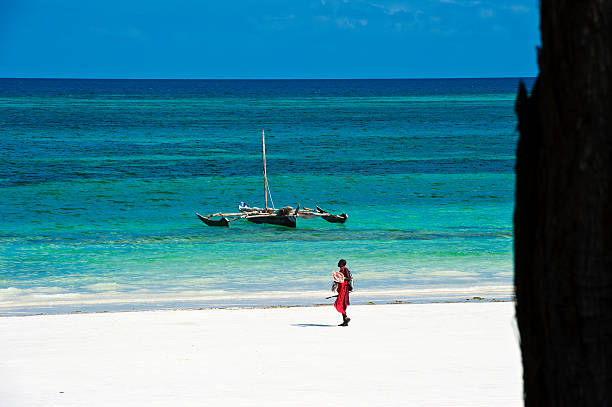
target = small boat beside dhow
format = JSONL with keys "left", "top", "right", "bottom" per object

{"left": 196, "top": 130, "right": 347, "bottom": 228}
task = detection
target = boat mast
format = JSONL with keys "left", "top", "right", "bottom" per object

{"left": 262, "top": 129, "right": 268, "bottom": 211}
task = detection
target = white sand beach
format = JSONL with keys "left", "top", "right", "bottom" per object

{"left": 0, "top": 302, "right": 522, "bottom": 406}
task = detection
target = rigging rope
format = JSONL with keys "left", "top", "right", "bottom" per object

{"left": 267, "top": 181, "right": 276, "bottom": 210}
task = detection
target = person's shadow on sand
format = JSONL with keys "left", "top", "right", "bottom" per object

{"left": 292, "top": 323, "right": 336, "bottom": 327}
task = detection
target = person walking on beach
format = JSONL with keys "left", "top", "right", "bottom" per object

{"left": 332, "top": 259, "right": 352, "bottom": 326}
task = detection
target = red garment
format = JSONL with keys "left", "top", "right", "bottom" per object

{"left": 334, "top": 267, "right": 351, "bottom": 314}
{"left": 334, "top": 281, "right": 350, "bottom": 313}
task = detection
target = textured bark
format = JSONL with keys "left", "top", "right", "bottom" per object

{"left": 514, "top": 1, "right": 612, "bottom": 405}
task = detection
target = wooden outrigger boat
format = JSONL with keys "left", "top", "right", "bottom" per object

{"left": 196, "top": 130, "right": 348, "bottom": 228}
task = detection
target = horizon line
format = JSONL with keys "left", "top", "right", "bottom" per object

{"left": 0, "top": 75, "right": 537, "bottom": 81}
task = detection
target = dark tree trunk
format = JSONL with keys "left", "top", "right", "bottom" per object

{"left": 515, "top": 1, "right": 612, "bottom": 405}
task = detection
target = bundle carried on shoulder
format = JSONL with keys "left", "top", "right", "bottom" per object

{"left": 331, "top": 269, "right": 354, "bottom": 292}
{"left": 332, "top": 270, "right": 345, "bottom": 283}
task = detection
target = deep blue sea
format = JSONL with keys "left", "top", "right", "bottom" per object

{"left": 0, "top": 78, "right": 533, "bottom": 315}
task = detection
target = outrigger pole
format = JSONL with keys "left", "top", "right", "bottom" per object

{"left": 262, "top": 129, "right": 268, "bottom": 211}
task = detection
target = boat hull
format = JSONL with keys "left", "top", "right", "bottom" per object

{"left": 246, "top": 214, "right": 297, "bottom": 228}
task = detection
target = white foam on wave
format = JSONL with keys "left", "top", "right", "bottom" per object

{"left": 0, "top": 284, "right": 515, "bottom": 315}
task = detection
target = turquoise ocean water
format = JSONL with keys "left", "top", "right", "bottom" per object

{"left": 0, "top": 78, "right": 533, "bottom": 315}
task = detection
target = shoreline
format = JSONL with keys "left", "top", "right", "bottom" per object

{"left": 0, "top": 284, "right": 514, "bottom": 317}
{"left": 1, "top": 297, "right": 515, "bottom": 318}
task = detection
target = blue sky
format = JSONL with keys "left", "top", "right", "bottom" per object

{"left": 0, "top": 0, "right": 539, "bottom": 79}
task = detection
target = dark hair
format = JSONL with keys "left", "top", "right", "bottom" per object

{"left": 338, "top": 259, "right": 346, "bottom": 267}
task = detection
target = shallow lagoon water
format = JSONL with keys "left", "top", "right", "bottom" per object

{"left": 0, "top": 78, "right": 532, "bottom": 315}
